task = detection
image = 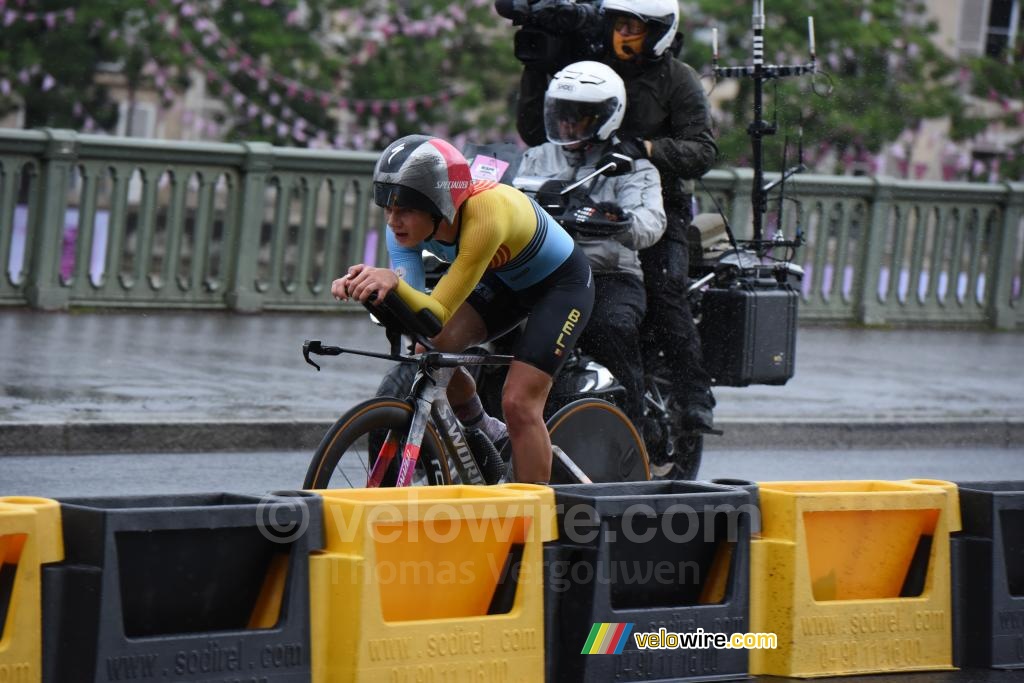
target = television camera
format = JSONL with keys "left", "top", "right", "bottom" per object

{"left": 493, "top": 0, "right": 605, "bottom": 71}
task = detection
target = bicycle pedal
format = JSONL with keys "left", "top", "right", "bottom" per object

{"left": 649, "top": 461, "right": 675, "bottom": 479}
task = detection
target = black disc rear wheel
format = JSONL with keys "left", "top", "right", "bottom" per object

{"left": 546, "top": 398, "right": 650, "bottom": 484}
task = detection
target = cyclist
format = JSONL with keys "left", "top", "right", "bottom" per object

{"left": 514, "top": 60, "right": 665, "bottom": 427}
{"left": 332, "top": 134, "right": 595, "bottom": 484}
{"left": 517, "top": 0, "right": 719, "bottom": 431}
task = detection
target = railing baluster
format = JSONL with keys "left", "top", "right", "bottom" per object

{"left": 267, "top": 175, "right": 291, "bottom": 295}
{"left": 71, "top": 167, "right": 99, "bottom": 296}
{"left": 191, "top": 174, "right": 214, "bottom": 297}
{"left": 964, "top": 208, "right": 984, "bottom": 308}
{"left": 131, "top": 167, "right": 159, "bottom": 292}
{"left": 809, "top": 201, "right": 828, "bottom": 308}
{"left": 908, "top": 204, "right": 929, "bottom": 307}
{"left": 926, "top": 207, "right": 950, "bottom": 308}
{"left": 0, "top": 160, "right": 21, "bottom": 289}
{"left": 163, "top": 171, "right": 187, "bottom": 294}
{"left": 947, "top": 208, "right": 968, "bottom": 308}
{"left": 889, "top": 204, "right": 910, "bottom": 306}
{"left": 101, "top": 166, "right": 129, "bottom": 295}
{"left": 295, "top": 176, "right": 318, "bottom": 298}
{"left": 320, "top": 178, "right": 344, "bottom": 293}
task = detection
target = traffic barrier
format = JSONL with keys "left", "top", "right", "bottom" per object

{"left": 955, "top": 480, "right": 1024, "bottom": 669}
{"left": 544, "top": 480, "right": 755, "bottom": 682}
{"left": 749, "top": 479, "right": 960, "bottom": 677}
{"left": 0, "top": 497, "right": 63, "bottom": 683}
{"left": 308, "top": 484, "right": 556, "bottom": 682}
{"left": 41, "top": 491, "right": 322, "bottom": 682}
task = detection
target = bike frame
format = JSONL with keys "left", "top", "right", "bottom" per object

{"left": 368, "top": 353, "right": 501, "bottom": 487}
{"left": 365, "top": 351, "right": 594, "bottom": 487}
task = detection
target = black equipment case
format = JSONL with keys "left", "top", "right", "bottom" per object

{"left": 698, "top": 276, "right": 798, "bottom": 387}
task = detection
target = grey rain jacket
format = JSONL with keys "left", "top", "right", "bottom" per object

{"left": 515, "top": 143, "right": 666, "bottom": 281}
{"left": 518, "top": 57, "right": 717, "bottom": 213}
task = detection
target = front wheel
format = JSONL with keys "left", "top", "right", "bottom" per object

{"left": 546, "top": 398, "right": 650, "bottom": 484}
{"left": 304, "top": 397, "right": 451, "bottom": 489}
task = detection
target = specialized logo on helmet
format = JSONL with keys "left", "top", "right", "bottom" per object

{"left": 387, "top": 143, "right": 407, "bottom": 166}
{"left": 436, "top": 180, "right": 471, "bottom": 190}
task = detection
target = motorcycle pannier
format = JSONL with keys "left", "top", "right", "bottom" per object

{"left": 698, "top": 277, "right": 798, "bottom": 387}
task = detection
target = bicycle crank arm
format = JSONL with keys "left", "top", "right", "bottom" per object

{"left": 552, "top": 445, "right": 592, "bottom": 484}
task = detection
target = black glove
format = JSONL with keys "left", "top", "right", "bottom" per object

{"left": 596, "top": 151, "right": 635, "bottom": 177}
{"left": 594, "top": 201, "right": 628, "bottom": 222}
{"left": 613, "top": 136, "right": 649, "bottom": 160}
{"left": 567, "top": 203, "right": 632, "bottom": 237}
{"left": 597, "top": 137, "right": 649, "bottom": 177}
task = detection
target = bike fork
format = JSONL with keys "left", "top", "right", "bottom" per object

{"left": 367, "top": 395, "right": 432, "bottom": 488}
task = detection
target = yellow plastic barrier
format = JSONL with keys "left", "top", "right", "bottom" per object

{"left": 750, "top": 480, "right": 960, "bottom": 678}
{"left": 0, "top": 497, "right": 63, "bottom": 683}
{"left": 308, "top": 484, "right": 556, "bottom": 682}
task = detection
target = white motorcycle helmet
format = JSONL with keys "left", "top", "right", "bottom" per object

{"left": 543, "top": 60, "right": 626, "bottom": 146}
{"left": 601, "top": 0, "right": 680, "bottom": 59}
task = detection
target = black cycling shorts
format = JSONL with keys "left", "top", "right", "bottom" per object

{"left": 467, "top": 245, "right": 594, "bottom": 377}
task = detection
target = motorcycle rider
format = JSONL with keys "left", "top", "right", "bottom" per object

{"left": 516, "top": 0, "right": 719, "bottom": 431}
{"left": 514, "top": 60, "right": 665, "bottom": 426}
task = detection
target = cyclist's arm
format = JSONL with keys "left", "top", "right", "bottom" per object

{"left": 386, "top": 229, "right": 427, "bottom": 292}
{"left": 392, "top": 205, "right": 506, "bottom": 326}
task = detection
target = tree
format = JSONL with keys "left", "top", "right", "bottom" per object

{"left": 0, "top": 0, "right": 524, "bottom": 150}
{"left": 320, "top": 0, "right": 521, "bottom": 148}
{"left": 957, "top": 48, "right": 1024, "bottom": 182}
{"left": 683, "top": 0, "right": 966, "bottom": 175}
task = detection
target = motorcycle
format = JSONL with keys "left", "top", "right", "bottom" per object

{"left": 373, "top": 139, "right": 803, "bottom": 480}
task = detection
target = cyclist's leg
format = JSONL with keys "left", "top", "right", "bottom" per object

{"left": 500, "top": 247, "right": 595, "bottom": 482}
{"left": 501, "top": 361, "right": 554, "bottom": 482}
{"left": 305, "top": 397, "right": 450, "bottom": 489}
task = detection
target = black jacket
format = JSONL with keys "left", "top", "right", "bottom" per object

{"left": 516, "top": 56, "right": 717, "bottom": 211}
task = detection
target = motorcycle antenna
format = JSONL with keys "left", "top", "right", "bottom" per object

{"left": 712, "top": 1, "right": 816, "bottom": 246}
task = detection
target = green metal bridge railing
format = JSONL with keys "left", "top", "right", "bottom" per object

{"left": 2, "top": 128, "right": 1022, "bottom": 328}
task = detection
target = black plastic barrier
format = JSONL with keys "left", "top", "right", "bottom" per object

{"left": 544, "top": 480, "right": 755, "bottom": 682}
{"left": 956, "top": 481, "right": 1024, "bottom": 670}
{"left": 41, "top": 491, "right": 322, "bottom": 683}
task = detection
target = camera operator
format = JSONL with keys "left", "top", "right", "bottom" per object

{"left": 515, "top": 0, "right": 719, "bottom": 431}
{"left": 514, "top": 60, "right": 665, "bottom": 425}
